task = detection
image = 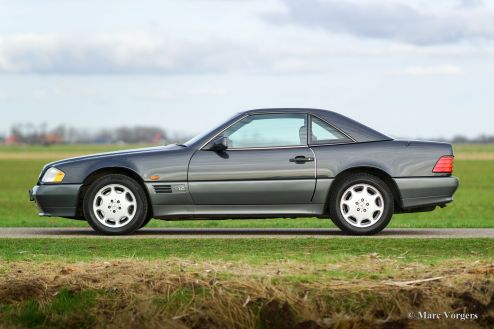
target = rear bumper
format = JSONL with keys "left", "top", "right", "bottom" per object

{"left": 393, "top": 176, "right": 459, "bottom": 210}
{"left": 29, "top": 184, "right": 82, "bottom": 217}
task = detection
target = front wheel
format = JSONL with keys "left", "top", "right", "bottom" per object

{"left": 329, "top": 173, "right": 394, "bottom": 235}
{"left": 83, "top": 174, "right": 148, "bottom": 235}
{"left": 139, "top": 216, "right": 153, "bottom": 229}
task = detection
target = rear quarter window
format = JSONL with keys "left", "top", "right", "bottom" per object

{"left": 310, "top": 116, "right": 353, "bottom": 145}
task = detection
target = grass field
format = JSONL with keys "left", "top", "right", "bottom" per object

{"left": 454, "top": 144, "right": 494, "bottom": 153}
{"left": 0, "top": 144, "right": 492, "bottom": 228}
{"left": 0, "top": 144, "right": 493, "bottom": 328}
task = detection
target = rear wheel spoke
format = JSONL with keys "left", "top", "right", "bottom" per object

{"left": 340, "top": 183, "right": 385, "bottom": 228}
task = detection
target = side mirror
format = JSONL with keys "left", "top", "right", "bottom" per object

{"left": 210, "top": 136, "right": 228, "bottom": 151}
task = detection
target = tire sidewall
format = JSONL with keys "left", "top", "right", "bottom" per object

{"left": 330, "top": 174, "right": 394, "bottom": 235}
{"left": 83, "top": 174, "right": 148, "bottom": 235}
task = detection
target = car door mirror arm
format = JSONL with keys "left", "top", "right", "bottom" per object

{"left": 209, "top": 136, "right": 229, "bottom": 152}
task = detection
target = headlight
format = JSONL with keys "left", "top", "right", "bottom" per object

{"left": 41, "top": 167, "right": 65, "bottom": 183}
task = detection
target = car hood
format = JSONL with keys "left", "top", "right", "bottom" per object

{"left": 46, "top": 144, "right": 183, "bottom": 168}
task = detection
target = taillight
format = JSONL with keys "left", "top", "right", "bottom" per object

{"left": 433, "top": 156, "right": 454, "bottom": 173}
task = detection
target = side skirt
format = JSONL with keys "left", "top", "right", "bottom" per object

{"left": 152, "top": 204, "right": 327, "bottom": 220}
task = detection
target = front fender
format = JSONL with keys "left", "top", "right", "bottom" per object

{"left": 54, "top": 158, "right": 142, "bottom": 184}
{"left": 45, "top": 147, "right": 194, "bottom": 184}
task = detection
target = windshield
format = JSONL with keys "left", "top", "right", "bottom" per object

{"left": 183, "top": 113, "right": 240, "bottom": 147}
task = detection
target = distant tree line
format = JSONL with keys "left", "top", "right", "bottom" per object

{"left": 2, "top": 123, "right": 192, "bottom": 145}
{"left": 0, "top": 123, "right": 492, "bottom": 145}
{"left": 418, "top": 135, "right": 494, "bottom": 144}
{"left": 450, "top": 135, "right": 494, "bottom": 144}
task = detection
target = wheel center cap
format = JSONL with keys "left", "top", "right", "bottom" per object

{"left": 108, "top": 199, "right": 121, "bottom": 212}
{"left": 355, "top": 199, "right": 369, "bottom": 212}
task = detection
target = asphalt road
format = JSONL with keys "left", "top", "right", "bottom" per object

{"left": 0, "top": 228, "right": 492, "bottom": 238}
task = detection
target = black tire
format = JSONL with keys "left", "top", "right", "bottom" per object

{"left": 139, "top": 216, "right": 153, "bottom": 229}
{"left": 83, "top": 174, "right": 148, "bottom": 235}
{"left": 329, "top": 173, "right": 394, "bottom": 235}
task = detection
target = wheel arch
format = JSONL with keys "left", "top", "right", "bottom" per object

{"left": 329, "top": 166, "right": 402, "bottom": 212}
{"left": 76, "top": 167, "right": 153, "bottom": 219}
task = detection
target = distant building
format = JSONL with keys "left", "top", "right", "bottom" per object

{"left": 41, "top": 133, "right": 64, "bottom": 145}
{"left": 5, "top": 135, "right": 19, "bottom": 145}
{"left": 151, "top": 132, "right": 164, "bottom": 144}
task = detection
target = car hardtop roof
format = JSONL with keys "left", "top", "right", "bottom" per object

{"left": 245, "top": 108, "right": 330, "bottom": 115}
{"left": 244, "top": 108, "right": 391, "bottom": 143}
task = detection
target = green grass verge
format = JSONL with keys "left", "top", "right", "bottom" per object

{"left": 1, "top": 238, "right": 493, "bottom": 263}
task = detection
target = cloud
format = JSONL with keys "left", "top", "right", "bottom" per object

{"left": 0, "top": 30, "right": 489, "bottom": 76}
{"left": 0, "top": 32, "right": 338, "bottom": 75}
{"left": 403, "top": 65, "right": 463, "bottom": 76}
{"left": 457, "top": 0, "right": 483, "bottom": 8}
{"left": 0, "top": 33, "right": 259, "bottom": 75}
{"left": 270, "top": 0, "right": 494, "bottom": 45}
{"left": 0, "top": 32, "right": 373, "bottom": 75}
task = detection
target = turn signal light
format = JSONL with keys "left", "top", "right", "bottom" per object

{"left": 433, "top": 156, "right": 454, "bottom": 173}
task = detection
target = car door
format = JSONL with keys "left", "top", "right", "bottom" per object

{"left": 188, "top": 113, "right": 316, "bottom": 205}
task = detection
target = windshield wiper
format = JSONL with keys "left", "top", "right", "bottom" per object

{"left": 175, "top": 144, "right": 187, "bottom": 147}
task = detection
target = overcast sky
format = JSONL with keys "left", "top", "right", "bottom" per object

{"left": 0, "top": 0, "right": 493, "bottom": 139}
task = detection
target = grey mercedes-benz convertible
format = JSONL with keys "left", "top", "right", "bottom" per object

{"left": 30, "top": 108, "right": 458, "bottom": 235}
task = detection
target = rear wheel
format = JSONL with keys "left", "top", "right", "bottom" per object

{"left": 83, "top": 174, "right": 148, "bottom": 235}
{"left": 329, "top": 173, "right": 394, "bottom": 235}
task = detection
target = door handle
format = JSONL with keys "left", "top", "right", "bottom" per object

{"left": 289, "top": 156, "right": 314, "bottom": 163}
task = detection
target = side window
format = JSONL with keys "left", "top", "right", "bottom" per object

{"left": 310, "top": 116, "right": 352, "bottom": 144}
{"left": 223, "top": 114, "right": 308, "bottom": 148}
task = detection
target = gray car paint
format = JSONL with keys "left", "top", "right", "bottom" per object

{"left": 30, "top": 184, "right": 82, "bottom": 217}
{"left": 395, "top": 177, "right": 459, "bottom": 208}
{"left": 43, "top": 144, "right": 193, "bottom": 184}
{"left": 311, "top": 140, "right": 453, "bottom": 178}
{"left": 30, "top": 108, "right": 459, "bottom": 219}
{"left": 188, "top": 147, "right": 316, "bottom": 205}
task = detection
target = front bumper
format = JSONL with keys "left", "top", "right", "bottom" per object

{"left": 29, "top": 184, "right": 82, "bottom": 217}
{"left": 394, "top": 176, "right": 459, "bottom": 210}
